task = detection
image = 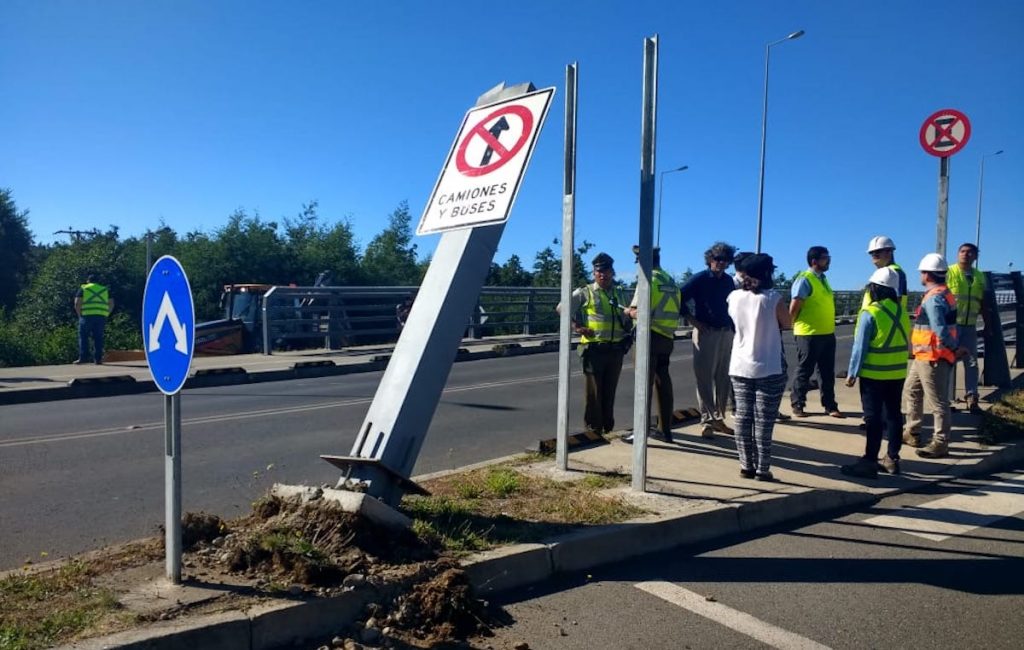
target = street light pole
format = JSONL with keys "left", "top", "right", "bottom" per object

{"left": 755, "top": 29, "right": 804, "bottom": 253}
{"left": 656, "top": 164, "right": 688, "bottom": 246}
{"left": 975, "top": 149, "right": 1004, "bottom": 262}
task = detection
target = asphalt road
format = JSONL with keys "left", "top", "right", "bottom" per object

{"left": 484, "top": 469, "right": 1024, "bottom": 650}
{"left": 0, "top": 326, "right": 854, "bottom": 570}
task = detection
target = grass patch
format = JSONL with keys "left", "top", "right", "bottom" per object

{"left": 0, "top": 560, "right": 124, "bottom": 650}
{"left": 401, "top": 464, "right": 644, "bottom": 554}
{"left": 980, "top": 387, "right": 1024, "bottom": 443}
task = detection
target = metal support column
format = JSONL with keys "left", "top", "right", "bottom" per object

{"left": 557, "top": 63, "right": 578, "bottom": 471}
{"left": 164, "top": 394, "right": 182, "bottom": 583}
{"left": 935, "top": 156, "right": 950, "bottom": 257}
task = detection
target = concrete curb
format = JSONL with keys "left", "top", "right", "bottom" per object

{"left": 54, "top": 436, "right": 1024, "bottom": 650}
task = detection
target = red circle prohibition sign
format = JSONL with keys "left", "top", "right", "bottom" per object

{"left": 919, "top": 108, "right": 971, "bottom": 158}
{"left": 455, "top": 105, "right": 534, "bottom": 177}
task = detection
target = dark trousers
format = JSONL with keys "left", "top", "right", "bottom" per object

{"left": 647, "top": 333, "right": 675, "bottom": 435}
{"left": 78, "top": 315, "right": 106, "bottom": 363}
{"left": 791, "top": 333, "right": 837, "bottom": 411}
{"left": 859, "top": 377, "right": 905, "bottom": 461}
{"left": 581, "top": 343, "right": 625, "bottom": 434}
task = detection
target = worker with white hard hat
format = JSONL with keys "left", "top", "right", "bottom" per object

{"left": 902, "top": 253, "right": 966, "bottom": 459}
{"left": 862, "top": 236, "right": 908, "bottom": 311}
{"left": 842, "top": 267, "right": 910, "bottom": 478}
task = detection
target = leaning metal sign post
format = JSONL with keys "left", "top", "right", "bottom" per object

{"left": 323, "top": 83, "right": 554, "bottom": 506}
{"left": 920, "top": 108, "right": 971, "bottom": 258}
{"left": 142, "top": 255, "right": 195, "bottom": 584}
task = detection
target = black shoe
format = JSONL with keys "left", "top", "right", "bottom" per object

{"left": 776, "top": 411, "right": 792, "bottom": 421}
{"left": 755, "top": 471, "right": 775, "bottom": 482}
{"left": 792, "top": 406, "right": 808, "bottom": 418}
{"left": 740, "top": 468, "right": 756, "bottom": 479}
{"left": 841, "top": 459, "right": 878, "bottom": 479}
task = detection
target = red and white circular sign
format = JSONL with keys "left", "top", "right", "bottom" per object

{"left": 919, "top": 109, "right": 971, "bottom": 158}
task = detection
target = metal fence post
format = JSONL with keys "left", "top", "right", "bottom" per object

{"left": 261, "top": 287, "right": 274, "bottom": 355}
{"left": 1012, "top": 271, "right": 1024, "bottom": 369}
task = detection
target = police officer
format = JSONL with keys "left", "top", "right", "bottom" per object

{"left": 624, "top": 246, "right": 681, "bottom": 443}
{"left": 556, "top": 253, "right": 631, "bottom": 436}
{"left": 947, "top": 242, "right": 989, "bottom": 412}
{"left": 903, "top": 253, "right": 967, "bottom": 458}
{"left": 74, "top": 274, "right": 114, "bottom": 365}
{"left": 842, "top": 267, "right": 909, "bottom": 478}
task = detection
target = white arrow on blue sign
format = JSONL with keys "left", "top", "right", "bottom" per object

{"left": 143, "top": 256, "right": 195, "bottom": 395}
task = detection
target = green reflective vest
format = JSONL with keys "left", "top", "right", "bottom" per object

{"left": 650, "top": 268, "right": 681, "bottom": 339}
{"left": 859, "top": 298, "right": 909, "bottom": 380}
{"left": 793, "top": 271, "right": 835, "bottom": 336}
{"left": 579, "top": 284, "right": 627, "bottom": 344}
{"left": 80, "top": 283, "right": 110, "bottom": 317}
{"left": 947, "top": 264, "right": 986, "bottom": 327}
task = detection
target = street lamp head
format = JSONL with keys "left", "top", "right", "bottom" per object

{"left": 787, "top": 29, "right": 805, "bottom": 40}
{"left": 994, "top": 150, "right": 1004, "bottom": 156}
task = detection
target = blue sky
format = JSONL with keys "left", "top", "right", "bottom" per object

{"left": 2, "top": 1, "right": 1021, "bottom": 289}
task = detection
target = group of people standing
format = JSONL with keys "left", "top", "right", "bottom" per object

{"left": 559, "top": 235, "right": 988, "bottom": 482}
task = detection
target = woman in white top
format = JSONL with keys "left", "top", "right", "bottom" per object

{"left": 726, "top": 254, "right": 792, "bottom": 481}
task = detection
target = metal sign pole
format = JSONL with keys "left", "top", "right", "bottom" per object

{"left": 632, "top": 35, "right": 658, "bottom": 492}
{"left": 935, "top": 156, "right": 950, "bottom": 257}
{"left": 165, "top": 392, "right": 182, "bottom": 583}
{"left": 556, "top": 63, "right": 578, "bottom": 471}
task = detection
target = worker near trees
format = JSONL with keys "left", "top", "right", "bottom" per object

{"left": 74, "top": 274, "right": 114, "bottom": 365}
{"left": 841, "top": 267, "right": 909, "bottom": 479}
{"left": 557, "top": 252, "right": 632, "bottom": 437}
{"left": 789, "top": 246, "right": 843, "bottom": 418}
{"left": 679, "top": 242, "right": 737, "bottom": 438}
{"left": 624, "top": 246, "right": 681, "bottom": 444}
{"left": 946, "top": 242, "right": 989, "bottom": 412}
{"left": 903, "top": 253, "right": 967, "bottom": 459}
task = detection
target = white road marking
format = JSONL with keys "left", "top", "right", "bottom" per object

{"left": 863, "top": 474, "right": 1024, "bottom": 542}
{"left": 635, "top": 582, "right": 832, "bottom": 650}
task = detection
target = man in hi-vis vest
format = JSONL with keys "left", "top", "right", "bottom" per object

{"left": 946, "top": 242, "right": 989, "bottom": 412}
{"left": 624, "top": 246, "right": 681, "bottom": 444}
{"left": 903, "top": 253, "right": 967, "bottom": 459}
{"left": 789, "top": 246, "right": 842, "bottom": 418}
{"left": 557, "top": 252, "right": 632, "bottom": 437}
{"left": 74, "top": 274, "right": 115, "bottom": 365}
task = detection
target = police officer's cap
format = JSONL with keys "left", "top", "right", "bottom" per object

{"left": 592, "top": 252, "right": 614, "bottom": 270}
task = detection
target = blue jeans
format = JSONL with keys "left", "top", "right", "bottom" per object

{"left": 78, "top": 315, "right": 106, "bottom": 363}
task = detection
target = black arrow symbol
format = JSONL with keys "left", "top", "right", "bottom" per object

{"left": 480, "top": 117, "right": 510, "bottom": 166}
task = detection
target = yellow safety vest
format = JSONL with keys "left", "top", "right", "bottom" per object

{"left": 793, "top": 271, "right": 835, "bottom": 336}
{"left": 859, "top": 299, "right": 909, "bottom": 380}
{"left": 579, "top": 284, "right": 627, "bottom": 344}
{"left": 650, "top": 268, "right": 681, "bottom": 339}
{"left": 860, "top": 262, "right": 909, "bottom": 313}
{"left": 80, "top": 283, "right": 110, "bottom": 317}
{"left": 947, "top": 264, "right": 986, "bottom": 327}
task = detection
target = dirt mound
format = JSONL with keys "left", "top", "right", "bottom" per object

{"left": 188, "top": 494, "right": 436, "bottom": 589}
{"left": 387, "top": 566, "right": 492, "bottom": 642}
{"left": 181, "top": 512, "right": 225, "bottom": 550}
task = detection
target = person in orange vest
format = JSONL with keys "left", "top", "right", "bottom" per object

{"left": 903, "top": 253, "right": 968, "bottom": 458}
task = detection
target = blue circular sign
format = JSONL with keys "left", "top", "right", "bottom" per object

{"left": 142, "top": 256, "right": 195, "bottom": 395}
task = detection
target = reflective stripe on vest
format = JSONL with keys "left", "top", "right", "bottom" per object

{"left": 859, "top": 299, "right": 909, "bottom": 380}
{"left": 947, "top": 265, "right": 985, "bottom": 326}
{"left": 80, "top": 283, "right": 110, "bottom": 317}
{"left": 911, "top": 286, "right": 958, "bottom": 363}
{"left": 650, "top": 268, "right": 681, "bottom": 339}
{"left": 580, "top": 284, "right": 626, "bottom": 344}
{"left": 793, "top": 270, "right": 836, "bottom": 336}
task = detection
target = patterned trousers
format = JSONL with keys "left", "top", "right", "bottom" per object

{"left": 730, "top": 373, "right": 787, "bottom": 474}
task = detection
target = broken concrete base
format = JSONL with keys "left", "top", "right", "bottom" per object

{"left": 270, "top": 483, "right": 412, "bottom": 530}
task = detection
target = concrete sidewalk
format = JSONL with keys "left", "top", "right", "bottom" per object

{"left": 58, "top": 359, "right": 1024, "bottom": 650}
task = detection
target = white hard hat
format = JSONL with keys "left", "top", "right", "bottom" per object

{"left": 866, "top": 236, "right": 896, "bottom": 253}
{"left": 868, "top": 267, "right": 900, "bottom": 290}
{"left": 918, "top": 253, "right": 948, "bottom": 273}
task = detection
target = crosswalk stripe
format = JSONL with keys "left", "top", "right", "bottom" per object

{"left": 863, "top": 474, "right": 1024, "bottom": 542}
{"left": 635, "top": 582, "right": 832, "bottom": 650}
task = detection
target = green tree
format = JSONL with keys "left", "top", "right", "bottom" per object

{"left": 0, "top": 189, "right": 35, "bottom": 312}
{"left": 284, "top": 201, "right": 362, "bottom": 286}
{"left": 495, "top": 254, "right": 532, "bottom": 286}
{"left": 532, "top": 239, "right": 593, "bottom": 288}
{"left": 361, "top": 201, "right": 420, "bottom": 285}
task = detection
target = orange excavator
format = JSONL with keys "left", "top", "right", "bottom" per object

{"left": 194, "top": 284, "right": 272, "bottom": 355}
